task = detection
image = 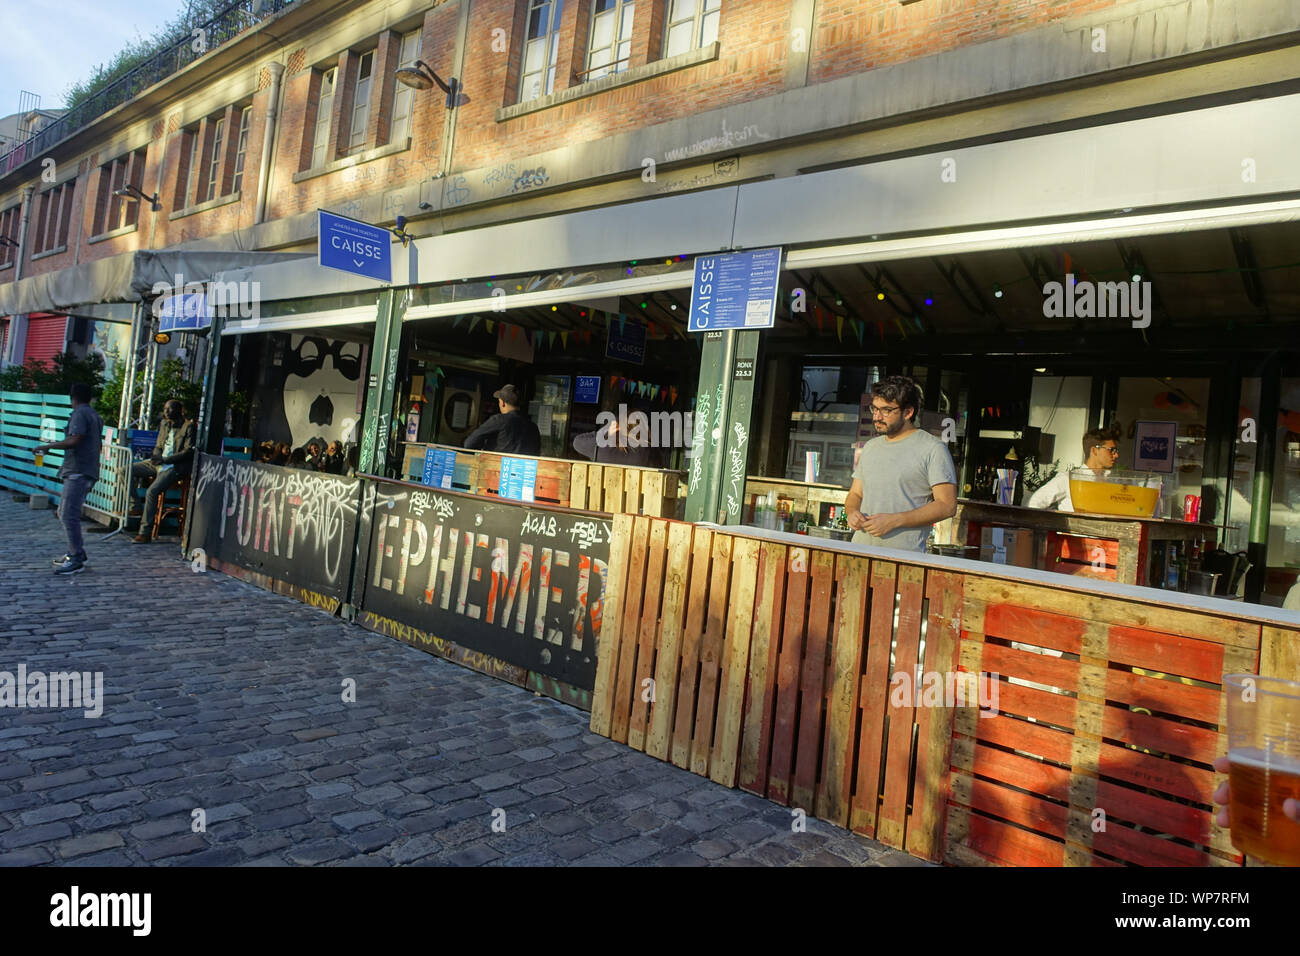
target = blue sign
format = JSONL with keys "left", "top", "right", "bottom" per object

{"left": 688, "top": 246, "right": 783, "bottom": 332}
{"left": 157, "top": 292, "right": 211, "bottom": 332}
{"left": 605, "top": 317, "right": 646, "bottom": 366}
{"left": 421, "top": 447, "right": 456, "bottom": 490}
{"left": 318, "top": 210, "right": 392, "bottom": 282}
{"left": 499, "top": 457, "right": 538, "bottom": 503}
{"left": 130, "top": 429, "right": 158, "bottom": 459}
{"left": 574, "top": 375, "right": 601, "bottom": 404}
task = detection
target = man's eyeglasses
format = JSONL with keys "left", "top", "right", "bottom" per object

{"left": 1095, "top": 444, "right": 1120, "bottom": 456}
{"left": 870, "top": 404, "right": 900, "bottom": 418}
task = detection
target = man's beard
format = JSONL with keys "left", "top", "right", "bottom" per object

{"left": 876, "top": 418, "right": 907, "bottom": 438}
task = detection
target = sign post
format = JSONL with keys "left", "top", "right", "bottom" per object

{"left": 683, "top": 247, "right": 781, "bottom": 525}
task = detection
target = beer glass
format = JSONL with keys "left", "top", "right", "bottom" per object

{"left": 1224, "top": 674, "right": 1300, "bottom": 865}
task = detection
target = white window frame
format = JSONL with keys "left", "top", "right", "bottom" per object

{"left": 390, "top": 30, "right": 422, "bottom": 143}
{"left": 311, "top": 67, "right": 337, "bottom": 169}
{"left": 664, "top": 0, "right": 720, "bottom": 59}
{"left": 205, "top": 117, "right": 225, "bottom": 202}
{"left": 519, "top": 0, "right": 565, "bottom": 103}
{"left": 232, "top": 106, "right": 253, "bottom": 193}
{"left": 586, "top": 0, "right": 634, "bottom": 81}
{"left": 348, "top": 51, "right": 375, "bottom": 152}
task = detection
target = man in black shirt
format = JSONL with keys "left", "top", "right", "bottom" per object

{"left": 464, "top": 385, "right": 541, "bottom": 456}
{"left": 35, "top": 383, "right": 103, "bottom": 574}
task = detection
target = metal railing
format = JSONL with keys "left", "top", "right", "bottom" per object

{"left": 1, "top": 0, "right": 297, "bottom": 177}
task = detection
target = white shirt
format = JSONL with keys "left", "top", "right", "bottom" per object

{"left": 1026, "top": 469, "right": 1075, "bottom": 512}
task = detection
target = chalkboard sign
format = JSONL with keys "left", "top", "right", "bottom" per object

{"left": 360, "top": 480, "right": 612, "bottom": 690}
{"left": 188, "top": 454, "right": 361, "bottom": 600}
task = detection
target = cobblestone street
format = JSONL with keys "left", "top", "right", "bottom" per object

{"left": 0, "top": 497, "right": 925, "bottom": 867}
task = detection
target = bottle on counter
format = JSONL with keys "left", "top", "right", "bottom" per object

{"left": 1164, "top": 543, "right": 1182, "bottom": 590}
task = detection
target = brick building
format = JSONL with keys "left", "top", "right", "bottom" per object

{"left": 2, "top": 0, "right": 1300, "bottom": 596}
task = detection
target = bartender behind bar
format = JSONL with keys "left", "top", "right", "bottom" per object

{"left": 845, "top": 375, "right": 958, "bottom": 552}
{"left": 1025, "top": 422, "right": 1122, "bottom": 512}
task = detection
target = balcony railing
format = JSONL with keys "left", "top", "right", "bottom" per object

{"left": 1, "top": 0, "right": 296, "bottom": 178}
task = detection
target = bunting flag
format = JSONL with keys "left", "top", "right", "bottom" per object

{"left": 452, "top": 315, "right": 463, "bottom": 329}
{"left": 468, "top": 315, "right": 481, "bottom": 334}
{"left": 548, "top": 330, "right": 557, "bottom": 348}
{"left": 433, "top": 366, "right": 445, "bottom": 382}
{"left": 610, "top": 375, "right": 619, "bottom": 390}
{"left": 853, "top": 319, "right": 864, "bottom": 346}
{"left": 876, "top": 321, "right": 885, "bottom": 341}
{"left": 670, "top": 386, "right": 678, "bottom": 405}
{"left": 486, "top": 319, "right": 495, "bottom": 334}
{"left": 618, "top": 313, "right": 627, "bottom": 336}
{"left": 512, "top": 326, "right": 520, "bottom": 341}
{"left": 836, "top": 314, "right": 844, "bottom": 341}
{"left": 894, "top": 317, "right": 907, "bottom": 339}
{"left": 913, "top": 314, "right": 924, "bottom": 332}
{"left": 560, "top": 331, "right": 569, "bottom": 348}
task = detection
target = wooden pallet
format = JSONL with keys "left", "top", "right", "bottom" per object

{"left": 945, "top": 578, "right": 1256, "bottom": 867}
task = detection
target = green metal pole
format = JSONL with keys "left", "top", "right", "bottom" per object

{"left": 716, "top": 330, "right": 761, "bottom": 525}
{"left": 1245, "top": 353, "right": 1279, "bottom": 603}
{"left": 683, "top": 330, "right": 728, "bottom": 523}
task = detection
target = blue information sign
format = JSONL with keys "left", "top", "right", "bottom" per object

{"left": 318, "top": 210, "right": 392, "bottom": 282}
{"left": 156, "top": 292, "right": 212, "bottom": 332}
{"left": 130, "top": 430, "right": 158, "bottom": 459}
{"left": 604, "top": 318, "right": 646, "bottom": 365}
{"left": 499, "top": 457, "right": 538, "bottom": 503}
{"left": 574, "top": 375, "right": 601, "bottom": 404}
{"left": 687, "top": 247, "right": 783, "bottom": 332}
{"left": 421, "top": 447, "right": 456, "bottom": 489}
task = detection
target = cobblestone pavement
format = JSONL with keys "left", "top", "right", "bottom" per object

{"left": 0, "top": 497, "right": 928, "bottom": 867}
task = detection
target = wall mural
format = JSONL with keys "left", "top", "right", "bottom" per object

{"left": 189, "top": 454, "right": 361, "bottom": 600}
{"left": 360, "top": 481, "right": 612, "bottom": 690}
{"left": 254, "top": 333, "right": 364, "bottom": 449}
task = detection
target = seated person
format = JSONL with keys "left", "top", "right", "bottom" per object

{"left": 573, "top": 408, "right": 655, "bottom": 467}
{"left": 286, "top": 448, "right": 309, "bottom": 469}
{"left": 1026, "top": 423, "right": 1122, "bottom": 512}
{"left": 303, "top": 440, "right": 325, "bottom": 470}
{"left": 273, "top": 442, "right": 291, "bottom": 465}
{"left": 464, "top": 385, "right": 541, "bottom": 456}
{"left": 131, "top": 400, "right": 196, "bottom": 543}
{"left": 322, "top": 441, "right": 345, "bottom": 474}
{"left": 256, "top": 440, "right": 277, "bottom": 463}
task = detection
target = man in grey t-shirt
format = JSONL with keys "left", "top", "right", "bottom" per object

{"left": 36, "top": 382, "right": 103, "bottom": 574}
{"left": 845, "top": 375, "right": 957, "bottom": 552}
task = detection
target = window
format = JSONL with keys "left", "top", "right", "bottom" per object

{"left": 390, "top": 30, "right": 422, "bottom": 143}
{"left": 311, "top": 67, "right": 337, "bottom": 169}
{"left": 348, "top": 51, "right": 375, "bottom": 152}
{"left": 0, "top": 205, "right": 19, "bottom": 266}
{"left": 231, "top": 106, "right": 253, "bottom": 193}
{"left": 32, "top": 180, "right": 75, "bottom": 254}
{"left": 205, "top": 117, "right": 226, "bottom": 202}
{"left": 178, "top": 128, "right": 200, "bottom": 207}
{"left": 93, "top": 147, "right": 147, "bottom": 235}
{"left": 664, "top": 0, "right": 720, "bottom": 58}
{"left": 586, "top": 0, "right": 634, "bottom": 80}
{"left": 520, "top": 0, "right": 565, "bottom": 102}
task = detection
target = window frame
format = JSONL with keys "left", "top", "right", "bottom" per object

{"left": 33, "top": 180, "right": 74, "bottom": 254}
{"left": 348, "top": 50, "right": 376, "bottom": 153}
{"left": 232, "top": 106, "right": 253, "bottom": 194}
{"left": 0, "top": 205, "right": 18, "bottom": 266}
{"left": 311, "top": 66, "right": 337, "bottom": 170}
{"left": 663, "top": 0, "right": 721, "bottom": 59}
{"left": 390, "top": 30, "right": 422, "bottom": 144}
{"left": 205, "top": 117, "right": 226, "bottom": 202}
{"left": 585, "top": 0, "right": 635, "bottom": 81}
{"left": 519, "top": 0, "right": 566, "bottom": 104}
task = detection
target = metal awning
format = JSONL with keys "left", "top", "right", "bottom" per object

{"left": 0, "top": 249, "right": 310, "bottom": 316}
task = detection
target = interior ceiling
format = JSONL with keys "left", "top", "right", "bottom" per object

{"left": 402, "top": 222, "right": 1300, "bottom": 356}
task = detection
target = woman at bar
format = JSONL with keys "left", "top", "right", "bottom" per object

{"left": 1026, "top": 422, "right": 1122, "bottom": 512}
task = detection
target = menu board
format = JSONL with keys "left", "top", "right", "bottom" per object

{"left": 688, "top": 247, "right": 783, "bottom": 332}
{"left": 422, "top": 447, "right": 456, "bottom": 489}
{"left": 499, "top": 456, "right": 538, "bottom": 502}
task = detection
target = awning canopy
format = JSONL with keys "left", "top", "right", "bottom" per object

{"left": 0, "top": 250, "right": 310, "bottom": 316}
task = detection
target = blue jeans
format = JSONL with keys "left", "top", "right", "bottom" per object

{"left": 141, "top": 466, "right": 181, "bottom": 535}
{"left": 59, "top": 474, "right": 91, "bottom": 562}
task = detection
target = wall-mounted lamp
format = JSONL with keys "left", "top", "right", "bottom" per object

{"left": 394, "top": 60, "right": 460, "bottom": 109}
{"left": 114, "top": 184, "right": 161, "bottom": 212}
{"left": 153, "top": 331, "right": 172, "bottom": 345}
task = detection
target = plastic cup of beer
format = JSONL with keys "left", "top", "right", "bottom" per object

{"left": 34, "top": 450, "right": 44, "bottom": 468}
{"left": 1224, "top": 673, "right": 1300, "bottom": 865}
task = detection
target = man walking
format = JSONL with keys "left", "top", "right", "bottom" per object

{"left": 35, "top": 383, "right": 103, "bottom": 575}
{"left": 464, "top": 385, "right": 541, "bottom": 456}
{"left": 131, "top": 399, "right": 196, "bottom": 543}
{"left": 844, "top": 375, "right": 957, "bottom": 552}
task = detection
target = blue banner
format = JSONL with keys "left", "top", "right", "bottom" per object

{"left": 688, "top": 247, "right": 783, "bottom": 332}
{"left": 499, "top": 457, "right": 538, "bottom": 503}
{"left": 574, "top": 375, "right": 601, "bottom": 404}
{"left": 318, "top": 210, "right": 392, "bottom": 282}
{"left": 157, "top": 292, "right": 211, "bottom": 332}
{"left": 421, "top": 447, "right": 456, "bottom": 490}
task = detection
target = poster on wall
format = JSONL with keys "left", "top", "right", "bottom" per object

{"left": 361, "top": 481, "right": 612, "bottom": 689}
{"left": 256, "top": 333, "right": 365, "bottom": 450}
{"left": 1134, "top": 420, "right": 1177, "bottom": 473}
{"left": 188, "top": 454, "right": 361, "bottom": 600}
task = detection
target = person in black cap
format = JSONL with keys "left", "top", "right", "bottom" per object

{"left": 464, "top": 384, "right": 541, "bottom": 456}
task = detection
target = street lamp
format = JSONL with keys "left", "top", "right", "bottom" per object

{"left": 395, "top": 60, "right": 460, "bottom": 109}
{"left": 113, "top": 184, "right": 161, "bottom": 212}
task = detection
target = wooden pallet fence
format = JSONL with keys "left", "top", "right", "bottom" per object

{"left": 590, "top": 520, "right": 962, "bottom": 861}
{"left": 945, "top": 577, "right": 1261, "bottom": 867}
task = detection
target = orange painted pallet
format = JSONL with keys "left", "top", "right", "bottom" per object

{"left": 767, "top": 546, "right": 810, "bottom": 806}
{"left": 849, "top": 560, "right": 897, "bottom": 838}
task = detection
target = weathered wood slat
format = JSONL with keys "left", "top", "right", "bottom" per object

{"left": 814, "top": 554, "right": 869, "bottom": 827}
{"left": 609, "top": 516, "right": 651, "bottom": 744}
{"left": 589, "top": 512, "right": 636, "bottom": 737}
{"left": 646, "top": 521, "right": 694, "bottom": 761}
{"left": 791, "top": 549, "right": 834, "bottom": 813}
{"left": 877, "top": 564, "right": 924, "bottom": 849}
{"left": 628, "top": 519, "right": 668, "bottom": 752}
{"left": 738, "top": 541, "right": 787, "bottom": 796}
{"left": 691, "top": 533, "right": 734, "bottom": 777}
{"left": 671, "top": 528, "right": 713, "bottom": 769}
{"left": 767, "top": 546, "right": 810, "bottom": 806}
{"left": 711, "top": 536, "right": 759, "bottom": 788}
{"left": 850, "top": 560, "right": 897, "bottom": 837}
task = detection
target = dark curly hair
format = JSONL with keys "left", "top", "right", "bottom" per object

{"left": 870, "top": 375, "right": 924, "bottom": 423}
